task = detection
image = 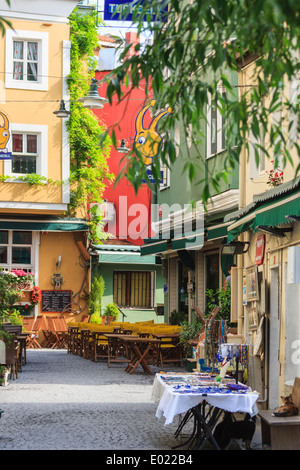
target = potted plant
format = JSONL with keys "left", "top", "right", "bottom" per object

{"left": 179, "top": 320, "right": 203, "bottom": 362}
{"left": 10, "top": 269, "right": 35, "bottom": 290}
{"left": 103, "top": 303, "right": 119, "bottom": 324}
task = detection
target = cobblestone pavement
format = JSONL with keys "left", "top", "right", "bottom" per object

{"left": 0, "top": 349, "right": 264, "bottom": 451}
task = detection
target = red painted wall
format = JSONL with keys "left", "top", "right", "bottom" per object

{"left": 93, "top": 74, "right": 153, "bottom": 246}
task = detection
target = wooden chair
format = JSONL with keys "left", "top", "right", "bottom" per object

{"left": 46, "top": 316, "right": 66, "bottom": 349}
{"left": 4, "top": 335, "right": 20, "bottom": 380}
{"left": 67, "top": 326, "right": 81, "bottom": 355}
{"left": 90, "top": 331, "right": 109, "bottom": 362}
{"left": 26, "top": 315, "right": 43, "bottom": 349}
{"left": 22, "top": 316, "right": 36, "bottom": 332}
{"left": 152, "top": 333, "right": 184, "bottom": 367}
{"left": 56, "top": 317, "right": 68, "bottom": 348}
{"left": 80, "top": 315, "right": 90, "bottom": 322}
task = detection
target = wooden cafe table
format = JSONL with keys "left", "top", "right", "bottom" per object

{"left": 120, "top": 336, "right": 161, "bottom": 375}
{"left": 103, "top": 333, "right": 138, "bottom": 367}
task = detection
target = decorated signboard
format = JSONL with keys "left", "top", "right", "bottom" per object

{"left": 0, "top": 110, "right": 12, "bottom": 160}
{"left": 134, "top": 99, "right": 172, "bottom": 184}
{"left": 104, "top": 0, "right": 168, "bottom": 22}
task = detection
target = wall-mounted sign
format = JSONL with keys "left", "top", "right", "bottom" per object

{"left": 41, "top": 290, "right": 72, "bottom": 313}
{"left": 104, "top": 0, "right": 168, "bottom": 22}
{"left": 134, "top": 100, "right": 172, "bottom": 165}
{"left": 255, "top": 234, "right": 266, "bottom": 265}
{"left": 135, "top": 100, "right": 172, "bottom": 184}
{"left": 0, "top": 111, "right": 12, "bottom": 160}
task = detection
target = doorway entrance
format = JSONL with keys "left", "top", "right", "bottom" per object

{"left": 269, "top": 266, "right": 280, "bottom": 408}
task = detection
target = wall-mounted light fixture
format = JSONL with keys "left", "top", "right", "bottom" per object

{"left": 117, "top": 138, "right": 130, "bottom": 153}
{"left": 221, "top": 241, "right": 250, "bottom": 255}
{"left": 77, "top": 78, "right": 108, "bottom": 109}
{"left": 257, "top": 225, "right": 293, "bottom": 238}
{"left": 56, "top": 255, "right": 62, "bottom": 268}
{"left": 285, "top": 215, "right": 300, "bottom": 223}
{"left": 53, "top": 100, "right": 70, "bottom": 118}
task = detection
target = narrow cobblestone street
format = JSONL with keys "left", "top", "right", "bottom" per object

{"left": 0, "top": 349, "right": 186, "bottom": 450}
{"left": 0, "top": 349, "right": 263, "bottom": 451}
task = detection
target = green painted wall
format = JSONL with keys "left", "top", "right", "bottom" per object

{"left": 157, "top": 69, "right": 239, "bottom": 208}
{"left": 97, "top": 262, "right": 165, "bottom": 324}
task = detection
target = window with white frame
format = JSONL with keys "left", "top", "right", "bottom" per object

{"left": 12, "top": 132, "right": 38, "bottom": 174}
{"left": 0, "top": 230, "right": 34, "bottom": 271}
{"left": 4, "top": 124, "right": 48, "bottom": 179}
{"left": 207, "top": 85, "right": 226, "bottom": 157}
{"left": 13, "top": 40, "right": 38, "bottom": 82}
{"left": 5, "top": 30, "right": 48, "bottom": 91}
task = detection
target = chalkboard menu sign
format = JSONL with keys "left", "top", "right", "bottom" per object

{"left": 41, "top": 290, "right": 72, "bottom": 313}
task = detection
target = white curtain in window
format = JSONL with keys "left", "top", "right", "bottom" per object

{"left": 13, "top": 41, "right": 23, "bottom": 59}
{"left": 13, "top": 41, "right": 23, "bottom": 80}
{"left": 27, "top": 42, "right": 38, "bottom": 81}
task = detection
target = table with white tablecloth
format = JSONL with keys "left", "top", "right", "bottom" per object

{"left": 152, "top": 372, "right": 259, "bottom": 449}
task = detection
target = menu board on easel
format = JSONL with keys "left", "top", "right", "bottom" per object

{"left": 41, "top": 290, "right": 72, "bottom": 313}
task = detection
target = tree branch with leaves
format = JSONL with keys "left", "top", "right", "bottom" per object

{"left": 104, "top": 0, "right": 300, "bottom": 203}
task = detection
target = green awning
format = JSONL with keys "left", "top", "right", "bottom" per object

{"left": 0, "top": 218, "right": 88, "bottom": 232}
{"left": 171, "top": 228, "right": 204, "bottom": 251}
{"left": 227, "top": 179, "right": 300, "bottom": 242}
{"left": 207, "top": 222, "right": 231, "bottom": 241}
{"left": 140, "top": 238, "right": 169, "bottom": 256}
{"left": 141, "top": 221, "right": 227, "bottom": 255}
{"left": 97, "top": 252, "right": 157, "bottom": 264}
{"left": 94, "top": 243, "right": 158, "bottom": 264}
{"left": 255, "top": 191, "right": 300, "bottom": 226}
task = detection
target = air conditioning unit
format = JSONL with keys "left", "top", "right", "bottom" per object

{"left": 90, "top": 201, "right": 116, "bottom": 222}
{"left": 101, "top": 201, "right": 116, "bottom": 222}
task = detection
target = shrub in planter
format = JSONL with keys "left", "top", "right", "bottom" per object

{"left": 179, "top": 321, "right": 203, "bottom": 358}
{"left": 89, "top": 274, "right": 105, "bottom": 320}
{"left": 89, "top": 311, "right": 102, "bottom": 324}
{"left": 103, "top": 303, "right": 119, "bottom": 321}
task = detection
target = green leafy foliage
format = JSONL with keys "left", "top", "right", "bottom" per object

{"left": 179, "top": 320, "right": 203, "bottom": 358}
{"left": 205, "top": 287, "right": 231, "bottom": 323}
{"left": 103, "top": 303, "right": 119, "bottom": 320}
{"left": 104, "top": 0, "right": 300, "bottom": 202}
{"left": 0, "top": 0, "right": 12, "bottom": 37}
{"left": 169, "top": 309, "right": 187, "bottom": 325}
{"left": 89, "top": 274, "right": 105, "bottom": 316}
{"left": 67, "top": 9, "right": 113, "bottom": 241}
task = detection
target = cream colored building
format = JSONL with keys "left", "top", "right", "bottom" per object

{"left": 226, "top": 54, "right": 300, "bottom": 408}
{"left": 0, "top": 1, "right": 91, "bottom": 325}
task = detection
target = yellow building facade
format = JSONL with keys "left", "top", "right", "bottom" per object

{"left": 0, "top": 1, "right": 90, "bottom": 326}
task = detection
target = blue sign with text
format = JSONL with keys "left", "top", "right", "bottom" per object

{"left": 104, "top": 0, "right": 168, "bottom": 22}
{"left": 0, "top": 152, "right": 12, "bottom": 160}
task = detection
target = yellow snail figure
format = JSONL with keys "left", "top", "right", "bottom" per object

{"left": 0, "top": 111, "right": 10, "bottom": 154}
{"left": 134, "top": 100, "right": 172, "bottom": 166}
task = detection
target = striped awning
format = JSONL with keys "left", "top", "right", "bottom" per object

{"left": 226, "top": 176, "right": 300, "bottom": 242}
{"left": 0, "top": 217, "right": 88, "bottom": 232}
{"left": 93, "top": 243, "right": 158, "bottom": 265}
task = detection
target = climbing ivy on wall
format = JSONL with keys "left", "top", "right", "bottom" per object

{"left": 67, "top": 8, "right": 113, "bottom": 241}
